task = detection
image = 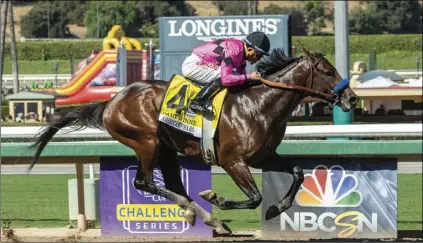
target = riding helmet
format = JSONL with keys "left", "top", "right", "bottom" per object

{"left": 244, "top": 31, "right": 270, "bottom": 56}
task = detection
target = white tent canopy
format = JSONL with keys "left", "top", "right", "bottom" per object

{"left": 404, "top": 77, "right": 423, "bottom": 87}
{"left": 357, "top": 76, "right": 399, "bottom": 88}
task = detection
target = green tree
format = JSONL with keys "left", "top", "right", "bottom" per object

{"left": 20, "top": 1, "right": 70, "bottom": 38}
{"left": 303, "top": 1, "right": 326, "bottom": 35}
{"left": 212, "top": 1, "right": 249, "bottom": 16}
{"left": 57, "top": 0, "right": 90, "bottom": 26}
{"left": 137, "top": 1, "right": 196, "bottom": 37}
{"left": 138, "top": 1, "right": 180, "bottom": 25}
{"left": 349, "top": 6, "right": 383, "bottom": 34}
{"left": 261, "top": 4, "right": 307, "bottom": 36}
{"left": 139, "top": 22, "right": 159, "bottom": 38}
{"left": 84, "top": 1, "right": 141, "bottom": 38}
{"left": 369, "top": 0, "right": 422, "bottom": 34}
{"left": 12, "top": 0, "right": 38, "bottom": 6}
{"left": 168, "top": 1, "right": 196, "bottom": 16}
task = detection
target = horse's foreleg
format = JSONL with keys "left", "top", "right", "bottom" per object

{"left": 133, "top": 141, "right": 196, "bottom": 226}
{"left": 200, "top": 159, "right": 262, "bottom": 210}
{"left": 256, "top": 153, "right": 304, "bottom": 220}
{"left": 156, "top": 147, "right": 232, "bottom": 235}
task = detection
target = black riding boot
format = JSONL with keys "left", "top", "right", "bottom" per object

{"left": 189, "top": 79, "right": 222, "bottom": 117}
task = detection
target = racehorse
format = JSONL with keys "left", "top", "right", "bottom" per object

{"left": 27, "top": 48, "right": 358, "bottom": 235}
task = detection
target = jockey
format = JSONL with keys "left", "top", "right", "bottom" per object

{"left": 182, "top": 31, "right": 270, "bottom": 116}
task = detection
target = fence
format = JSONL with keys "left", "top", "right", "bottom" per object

{"left": 2, "top": 74, "right": 71, "bottom": 89}
{"left": 2, "top": 69, "right": 421, "bottom": 90}
{"left": 1, "top": 124, "right": 422, "bottom": 139}
{"left": 1, "top": 124, "right": 422, "bottom": 238}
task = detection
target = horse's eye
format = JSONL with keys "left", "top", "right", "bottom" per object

{"left": 324, "top": 69, "right": 334, "bottom": 77}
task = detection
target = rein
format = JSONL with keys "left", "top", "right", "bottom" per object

{"left": 256, "top": 54, "right": 351, "bottom": 105}
{"left": 258, "top": 77, "right": 338, "bottom": 101}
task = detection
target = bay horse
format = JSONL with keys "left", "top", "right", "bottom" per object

{"left": 27, "top": 48, "right": 358, "bottom": 235}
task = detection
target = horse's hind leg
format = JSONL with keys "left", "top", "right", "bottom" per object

{"left": 200, "top": 158, "right": 262, "bottom": 210}
{"left": 255, "top": 153, "right": 304, "bottom": 220}
{"left": 132, "top": 140, "right": 197, "bottom": 226}
{"left": 156, "top": 145, "right": 232, "bottom": 235}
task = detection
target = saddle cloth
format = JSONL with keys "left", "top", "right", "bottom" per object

{"left": 158, "top": 75, "right": 227, "bottom": 139}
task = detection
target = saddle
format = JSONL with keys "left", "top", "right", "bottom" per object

{"left": 158, "top": 75, "right": 228, "bottom": 165}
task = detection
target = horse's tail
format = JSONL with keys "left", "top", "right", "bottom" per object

{"left": 26, "top": 101, "right": 108, "bottom": 173}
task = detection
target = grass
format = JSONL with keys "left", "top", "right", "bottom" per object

{"left": 3, "top": 51, "right": 422, "bottom": 75}
{"left": 397, "top": 174, "right": 423, "bottom": 230}
{"left": 1, "top": 174, "right": 422, "bottom": 231}
{"left": 212, "top": 174, "right": 263, "bottom": 230}
{"left": 3, "top": 60, "right": 81, "bottom": 75}
{"left": 1, "top": 174, "right": 95, "bottom": 228}
{"left": 321, "top": 51, "right": 422, "bottom": 71}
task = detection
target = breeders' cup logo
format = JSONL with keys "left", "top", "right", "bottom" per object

{"left": 281, "top": 165, "right": 378, "bottom": 238}
{"left": 135, "top": 170, "right": 170, "bottom": 202}
{"left": 117, "top": 166, "right": 190, "bottom": 234}
{"left": 168, "top": 18, "right": 281, "bottom": 42}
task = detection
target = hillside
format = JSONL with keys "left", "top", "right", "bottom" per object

{"left": 6, "top": 4, "right": 88, "bottom": 40}
{"left": 187, "top": 1, "right": 361, "bottom": 16}
{"left": 5, "top": 5, "right": 32, "bottom": 41}
{"left": 5, "top": 1, "right": 419, "bottom": 40}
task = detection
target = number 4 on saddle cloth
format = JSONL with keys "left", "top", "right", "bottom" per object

{"left": 158, "top": 75, "right": 228, "bottom": 165}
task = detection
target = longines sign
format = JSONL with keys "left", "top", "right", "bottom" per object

{"left": 168, "top": 18, "right": 282, "bottom": 40}
{"left": 159, "top": 15, "right": 292, "bottom": 80}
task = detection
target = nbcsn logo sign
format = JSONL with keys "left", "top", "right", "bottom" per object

{"left": 281, "top": 165, "right": 378, "bottom": 238}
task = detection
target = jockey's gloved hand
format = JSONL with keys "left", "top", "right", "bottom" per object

{"left": 248, "top": 71, "right": 261, "bottom": 80}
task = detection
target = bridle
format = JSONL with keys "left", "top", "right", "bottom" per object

{"left": 258, "top": 55, "right": 342, "bottom": 106}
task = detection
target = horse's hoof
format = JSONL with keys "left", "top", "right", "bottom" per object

{"left": 199, "top": 189, "right": 217, "bottom": 201}
{"left": 265, "top": 205, "right": 280, "bottom": 220}
{"left": 213, "top": 222, "right": 233, "bottom": 236}
{"left": 279, "top": 199, "right": 292, "bottom": 213}
{"left": 184, "top": 207, "right": 196, "bottom": 226}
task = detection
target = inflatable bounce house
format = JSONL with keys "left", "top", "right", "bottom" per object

{"left": 31, "top": 25, "right": 143, "bottom": 110}
{"left": 6, "top": 25, "right": 143, "bottom": 122}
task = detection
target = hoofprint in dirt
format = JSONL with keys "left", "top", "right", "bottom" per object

{"left": 2, "top": 228, "right": 422, "bottom": 242}
{"left": 6, "top": 236, "right": 423, "bottom": 243}
{"left": 0, "top": 228, "right": 258, "bottom": 242}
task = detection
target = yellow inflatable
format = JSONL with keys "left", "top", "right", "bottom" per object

{"left": 102, "top": 25, "right": 142, "bottom": 51}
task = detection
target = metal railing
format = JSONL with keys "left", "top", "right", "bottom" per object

{"left": 2, "top": 74, "right": 71, "bottom": 88}
{"left": 1, "top": 69, "right": 421, "bottom": 90}
{"left": 1, "top": 124, "right": 422, "bottom": 139}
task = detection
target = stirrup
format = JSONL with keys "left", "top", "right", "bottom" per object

{"left": 190, "top": 102, "right": 214, "bottom": 117}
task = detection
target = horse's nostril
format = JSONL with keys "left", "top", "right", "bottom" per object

{"left": 349, "top": 96, "right": 359, "bottom": 104}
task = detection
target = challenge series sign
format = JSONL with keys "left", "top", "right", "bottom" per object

{"left": 100, "top": 156, "right": 212, "bottom": 237}
{"left": 261, "top": 158, "right": 397, "bottom": 239}
{"left": 158, "top": 15, "right": 292, "bottom": 81}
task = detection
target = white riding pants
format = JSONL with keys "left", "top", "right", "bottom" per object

{"left": 182, "top": 54, "right": 220, "bottom": 83}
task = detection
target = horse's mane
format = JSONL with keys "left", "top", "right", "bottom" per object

{"left": 255, "top": 48, "right": 300, "bottom": 77}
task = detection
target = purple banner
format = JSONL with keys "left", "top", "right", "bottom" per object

{"left": 100, "top": 156, "right": 212, "bottom": 237}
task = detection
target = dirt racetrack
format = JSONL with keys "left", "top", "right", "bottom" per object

{"left": 4, "top": 228, "right": 258, "bottom": 242}
{"left": 1, "top": 228, "right": 422, "bottom": 242}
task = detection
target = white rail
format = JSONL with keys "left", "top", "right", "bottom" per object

{"left": 2, "top": 69, "right": 420, "bottom": 89}
{"left": 2, "top": 74, "right": 71, "bottom": 88}
{"left": 1, "top": 124, "right": 421, "bottom": 139}
{"left": 386, "top": 70, "right": 422, "bottom": 78}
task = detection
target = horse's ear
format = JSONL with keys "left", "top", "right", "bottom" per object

{"left": 303, "top": 47, "right": 312, "bottom": 57}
